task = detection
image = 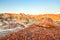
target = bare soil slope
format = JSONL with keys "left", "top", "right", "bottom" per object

{"left": 0, "top": 24, "right": 60, "bottom": 40}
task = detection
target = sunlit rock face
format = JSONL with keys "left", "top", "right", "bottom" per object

{"left": 39, "top": 18, "right": 55, "bottom": 28}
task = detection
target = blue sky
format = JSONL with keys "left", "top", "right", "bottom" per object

{"left": 0, "top": 0, "right": 60, "bottom": 14}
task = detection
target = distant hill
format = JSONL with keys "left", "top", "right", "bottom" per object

{"left": 0, "top": 13, "right": 60, "bottom": 21}
{"left": 34, "top": 14, "right": 60, "bottom": 21}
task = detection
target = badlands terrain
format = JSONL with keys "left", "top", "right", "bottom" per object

{"left": 0, "top": 13, "right": 60, "bottom": 40}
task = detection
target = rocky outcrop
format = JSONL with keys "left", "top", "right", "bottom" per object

{"left": 38, "top": 18, "right": 55, "bottom": 28}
